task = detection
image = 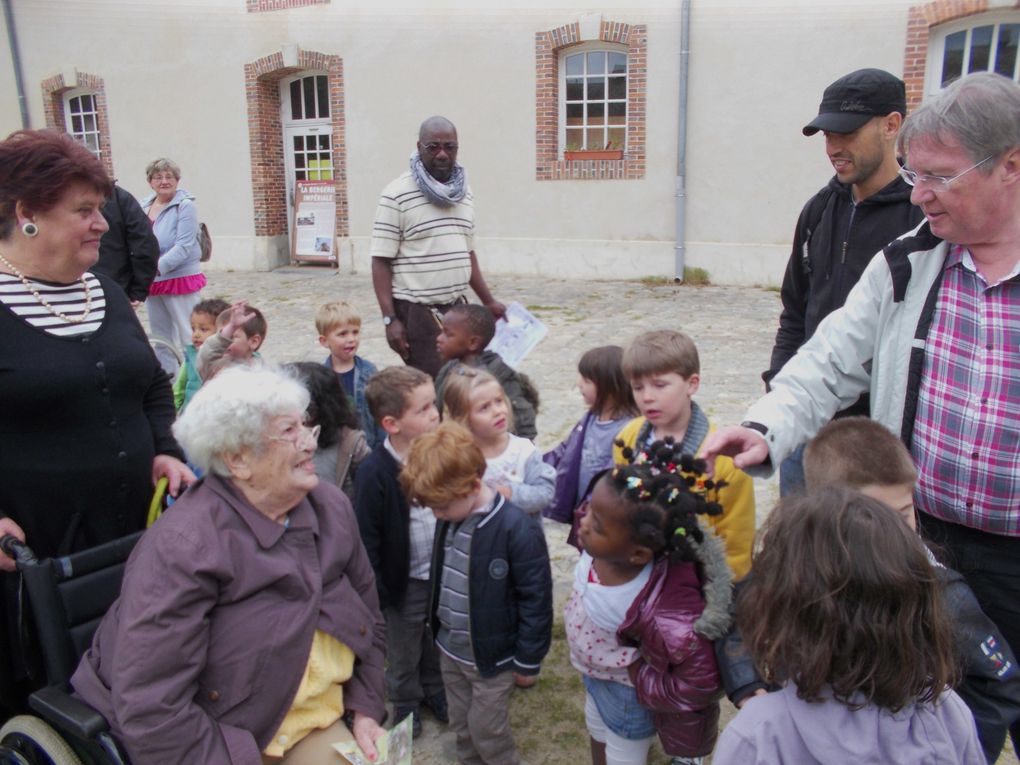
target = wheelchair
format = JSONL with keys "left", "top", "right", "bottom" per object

{"left": 0, "top": 532, "right": 142, "bottom": 765}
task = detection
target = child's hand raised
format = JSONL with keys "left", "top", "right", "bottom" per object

{"left": 221, "top": 299, "right": 256, "bottom": 338}
{"left": 495, "top": 484, "right": 513, "bottom": 500}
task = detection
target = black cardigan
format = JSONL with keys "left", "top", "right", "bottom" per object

{"left": 352, "top": 444, "right": 411, "bottom": 610}
{"left": 0, "top": 273, "right": 181, "bottom": 557}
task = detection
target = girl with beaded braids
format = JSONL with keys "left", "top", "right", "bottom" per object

{"left": 566, "top": 438, "right": 732, "bottom": 765}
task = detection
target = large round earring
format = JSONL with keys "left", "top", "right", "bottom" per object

{"left": 21, "top": 221, "right": 38, "bottom": 238}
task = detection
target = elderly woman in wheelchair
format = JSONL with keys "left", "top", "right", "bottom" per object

{"left": 64, "top": 366, "right": 388, "bottom": 764}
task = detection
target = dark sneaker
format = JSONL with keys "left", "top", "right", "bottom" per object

{"left": 422, "top": 690, "right": 449, "bottom": 723}
{"left": 393, "top": 705, "right": 422, "bottom": 738}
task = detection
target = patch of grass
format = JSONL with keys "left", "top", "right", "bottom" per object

{"left": 512, "top": 612, "right": 588, "bottom": 762}
{"left": 637, "top": 268, "right": 711, "bottom": 287}
{"left": 526, "top": 304, "right": 565, "bottom": 312}
{"left": 639, "top": 275, "right": 672, "bottom": 286}
{"left": 683, "top": 266, "right": 711, "bottom": 286}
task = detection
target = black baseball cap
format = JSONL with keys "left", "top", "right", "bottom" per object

{"left": 802, "top": 68, "right": 907, "bottom": 136}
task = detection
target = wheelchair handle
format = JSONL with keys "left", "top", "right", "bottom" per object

{"left": 0, "top": 534, "right": 37, "bottom": 566}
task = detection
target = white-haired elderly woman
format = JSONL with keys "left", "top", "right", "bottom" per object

{"left": 72, "top": 366, "right": 387, "bottom": 765}
{"left": 142, "top": 157, "right": 205, "bottom": 374}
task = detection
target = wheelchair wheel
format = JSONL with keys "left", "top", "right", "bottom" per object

{"left": 0, "top": 716, "right": 83, "bottom": 765}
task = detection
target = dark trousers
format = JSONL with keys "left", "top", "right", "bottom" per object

{"left": 393, "top": 297, "right": 465, "bottom": 379}
{"left": 384, "top": 578, "right": 443, "bottom": 707}
{"left": 919, "top": 511, "right": 1020, "bottom": 755}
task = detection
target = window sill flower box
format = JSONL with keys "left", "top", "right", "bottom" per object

{"left": 563, "top": 149, "right": 624, "bottom": 161}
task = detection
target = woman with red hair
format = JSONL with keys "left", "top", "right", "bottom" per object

{"left": 0, "top": 129, "right": 193, "bottom": 716}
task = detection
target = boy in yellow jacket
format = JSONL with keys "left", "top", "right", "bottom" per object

{"left": 613, "top": 330, "right": 755, "bottom": 579}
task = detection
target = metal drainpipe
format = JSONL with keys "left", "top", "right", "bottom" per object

{"left": 674, "top": 0, "right": 690, "bottom": 282}
{"left": 3, "top": 0, "right": 30, "bottom": 128}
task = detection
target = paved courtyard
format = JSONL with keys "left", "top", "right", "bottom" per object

{"left": 193, "top": 265, "right": 783, "bottom": 515}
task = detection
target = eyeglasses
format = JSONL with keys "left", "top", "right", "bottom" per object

{"left": 898, "top": 155, "right": 994, "bottom": 190}
{"left": 422, "top": 142, "right": 458, "bottom": 154}
{"left": 268, "top": 423, "right": 320, "bottom": 448}
{"left": 151, "top": 173, "right": 177, "bottom": 182}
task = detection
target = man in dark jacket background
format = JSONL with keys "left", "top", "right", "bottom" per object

{"left": 765, "top": 68, "right": 924, "bottom": 495}
{"left": 93, "top": 183, "right": 159, "bottom": 306}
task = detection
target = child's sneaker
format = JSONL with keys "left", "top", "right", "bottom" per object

{"left": 422, "top": 690, "right": 449, "bottom": 723}
{"left": 670, "top": 758, "right": 704, "bottom": 765}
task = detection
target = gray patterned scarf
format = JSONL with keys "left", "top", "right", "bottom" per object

{"left": 409, "top": 151, "right": 467, "bottom": 207}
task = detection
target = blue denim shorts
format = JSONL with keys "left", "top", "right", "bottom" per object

{"left": 583, "top": 675, "right": 656, "bottom": 740}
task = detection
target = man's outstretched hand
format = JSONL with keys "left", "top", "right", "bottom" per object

{"left": 700, "top": 426, "right": 769, "bottom": 476}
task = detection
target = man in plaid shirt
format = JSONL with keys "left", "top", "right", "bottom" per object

{"left": 704, "top": 72, "right": 1020, "bottom": 749}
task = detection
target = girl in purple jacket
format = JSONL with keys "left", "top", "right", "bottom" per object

{"left": 542, "top": 345, "right": 637, "bottom": 547}
{"left": 565, "top": 439, "right": 733, "bottom": 765}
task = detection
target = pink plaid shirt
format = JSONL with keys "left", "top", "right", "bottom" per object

{"left": 913, "top": 245, "right": 1020, "bottom": 536}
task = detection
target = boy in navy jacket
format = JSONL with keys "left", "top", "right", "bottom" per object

{"left": 402, "top": 422, "right": 552, "bottom": 765}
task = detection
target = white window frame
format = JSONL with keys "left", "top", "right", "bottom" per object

{"left": 926, "top": 11, "right": 1020, "bottom": 97}
{"left": 280, "top": 71, "right": 334, "bottom": 184}
{"left": 558, "top": 41, "right": 628, "bottom": 156}
{"left": 281, "top": 72, "right": 331, "bottom": 124}
{"left": 63, "top": 89, "right": 101, "bottom": 158}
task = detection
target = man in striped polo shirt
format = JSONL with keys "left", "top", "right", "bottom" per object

{"left": 371, "top": 116, "right": 505, "bottom": 378}
{"left": 704, "top": 72, "right": 1020, "bottom": 752}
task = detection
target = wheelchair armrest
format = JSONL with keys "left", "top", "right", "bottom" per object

{"left": 28, "top": 684, "right": 111, "bottom": 741}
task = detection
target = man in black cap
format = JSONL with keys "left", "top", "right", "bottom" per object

{"left": 765, "top": 68, "right": 924, "bottom": 495}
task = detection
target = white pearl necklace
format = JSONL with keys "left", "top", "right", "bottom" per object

{"left": 0, "top": 250, "right": 93, "bottom": 324}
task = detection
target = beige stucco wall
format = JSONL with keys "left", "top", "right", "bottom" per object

{"left": 0, "top": 5, "right": 22, "bottom": 138}
{"left": 1, "top": 0, "right": 916, "bottom": 284}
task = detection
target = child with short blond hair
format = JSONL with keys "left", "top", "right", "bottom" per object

{"left": 316, "top": 301, "right": 383, "bottom": 448}
{"left": 442, "top": 367, "right": 554, "bottom": 517}
{"left": 402, "top": 421, "right": 552, "bottom": 765}
{"left": 614, "top": 330, "right": 755, "bottom": 580}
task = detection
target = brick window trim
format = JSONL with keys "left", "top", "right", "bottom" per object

{"left": 247, "top": 0, "right": 328, "bottom": 12}
{"left": 41, "top": 72, "right": 114, "bottom": 179}
{"left": 536, "top": 20, "right": 646, "bottom": 181}
{"left": 903, "top": 0, "right": 1020, "bottom": 111}
{"left": 244, "top": 49, "right": 348, "bottom": 241}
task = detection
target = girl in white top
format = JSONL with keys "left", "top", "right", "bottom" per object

{"left": 442, "top": 367, "right": 554, "bottom": 516}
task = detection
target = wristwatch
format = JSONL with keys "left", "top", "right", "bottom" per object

{"left": 382, "top": 315, "right": 396, "bottom": 326}
{"left": 740, "top": 421, "right": 768, "bottom": 437}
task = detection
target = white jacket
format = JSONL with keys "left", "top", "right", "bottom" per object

{"left": 744, "top": 222, "right": 947, "bottom": 474}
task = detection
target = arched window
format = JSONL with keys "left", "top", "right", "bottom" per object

{"left": 283, "top": 73, "right": 333, "bottom": 182}
{"left": 64, "top": 90, "right": 102, "bottom": 158}
{"left": 536, "top": 18, "right": 645, "bottom": 180}
{"left": 287, "top": 73, "right": 330, "bottom": 121}
{"left": 560, "top": 44, "right": 628, "bottom": 153}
